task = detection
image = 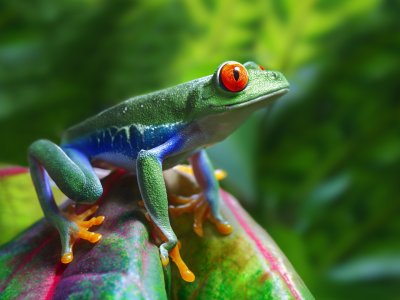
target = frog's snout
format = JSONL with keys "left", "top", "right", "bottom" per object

{"left": 270, "top": 71, "right": 279, "bottom": 80}
{"left": 267, "top": 71, "right": 284, "bottom": 81}
{"left": 267, "top": 71, "right": 290, "bottom": 89}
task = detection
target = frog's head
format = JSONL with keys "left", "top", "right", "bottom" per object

{"left": 191, "top": 61, "right": 289, "bottom": 142}
{"left": 209, "top": 61, "right": 289, "bottom": 110}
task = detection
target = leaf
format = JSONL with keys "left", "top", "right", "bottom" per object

{"left": 166, "top": 169, "right": 314, "bottom": 299}
{"left": 0, "top": 167, "right": 41, "bottom": 246}
{"left": 0, "top": 171, "right": 167, "bottom": 299}
{"left": 0, "top": 166, "right": 64, "bottom": 246}
{"left": 0, "top": 169, "right": 313, "bottom": 299}
{"left": 329, "top": 255, "right": 400, "bottom": 282}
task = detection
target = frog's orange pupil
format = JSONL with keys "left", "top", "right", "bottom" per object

{"left": 219, "top": 62, "right": 248, "bottom": 92}
{"left": 259, "top": 65, "right": 265, "bottom": 70}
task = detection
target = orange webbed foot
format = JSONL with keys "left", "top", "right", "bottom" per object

{"left": 61, "top": 205, "right": 105, "bottom": 264}
{"left": 142, "top": 210, "right": 195, "bottom": 282}
{"left": 169, "top": 194, "right": 232, "bottom": 236}
{"left": 169, "top": 165, "right": 232, "bottom": 237}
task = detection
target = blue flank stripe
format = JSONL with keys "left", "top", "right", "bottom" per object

{"left": 63, "top": 122, "right": 187, "bottom": 159}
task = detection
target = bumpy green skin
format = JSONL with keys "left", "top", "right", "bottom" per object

{"left": 61, "top": 62, "right": 288, "bottom": 139}
{"left": 27, "top": 61, "right": 289, "bottom": 264}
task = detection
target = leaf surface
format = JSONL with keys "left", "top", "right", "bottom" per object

{"left": 0, "top": 171, "right": 167, "bottom": 299}
{"left": 0, "top": 169, "right": 313, "bottom": 299}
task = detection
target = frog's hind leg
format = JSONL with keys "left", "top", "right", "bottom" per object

{"left": 28, "top": 140, "right": 104, "bottom": 264}
{"left": 169, "top": 150, "right": 232, "bottom": 237}
{"left": 136, "top": 145, "right": 195, "bottom": 282}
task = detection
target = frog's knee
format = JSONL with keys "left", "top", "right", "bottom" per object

{"left": 28, "top": 139, "right": 53, "bottom": 156}
{"left": 73, "top": 181, "right": 103, "bottom": 203}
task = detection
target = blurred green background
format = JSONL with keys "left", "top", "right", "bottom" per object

{"left": 1, "top": 0, "right": 399, "bottom": 299}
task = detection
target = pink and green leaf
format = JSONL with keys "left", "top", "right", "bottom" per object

{"left": 169, "top": 171, "right": 313, "bottom": 299}
{"left": 0, "top": 168, "right": 313, "bottom": 299}
{"left": 0, "top": 172, "right": 167, "bottom": 299}
{"left": 0, "top": 166, "right": 64, "bottom": 245}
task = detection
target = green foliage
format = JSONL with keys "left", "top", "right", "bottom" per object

{"left": 0, "top": 173, "right": 42, "bottom": 244}
{"left": 255, "top": 1, "right": 400, "bottom": 298}
{"left": 0, "top": 0, "right": 399, "bottom": 298}
{"left": 0, "top": 172, "right": 64, "bottom": 245}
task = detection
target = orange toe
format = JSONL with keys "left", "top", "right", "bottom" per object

{"left": 169, "top": 245, "right": 195, "bottom": 282}
{"left": 216, "top": 222, "right": 233, "bottom": 235}
{"left": 94, "top": 215, "right": 105, "bottom": 225}
{"left": 61, "top": 204, "right": 104, "bottom": 264}
{"left": 78, "top": 230, "right": 102, "bottom": 243}
{"left": 61, "top": 252, "right": 73, "bottom": 264}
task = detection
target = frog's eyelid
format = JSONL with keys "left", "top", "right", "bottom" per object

{"left": 243, "top": 61, "right": 260, "bottom": 70}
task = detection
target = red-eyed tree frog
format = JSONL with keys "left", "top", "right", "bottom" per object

{"left": 28, "top": 61, "right": 289, "bottom": 282}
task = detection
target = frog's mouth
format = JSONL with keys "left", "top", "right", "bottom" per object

{"left": 225, "top": 88, "right": 289, "bottom": 110}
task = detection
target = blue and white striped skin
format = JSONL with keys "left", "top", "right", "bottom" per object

{"left": 28, "top": 61, "right": 289, "bottom": 282}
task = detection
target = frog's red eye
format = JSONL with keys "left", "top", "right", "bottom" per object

{"left": 219, "top": 62, "right": 248, "bottom": 92}
{"left": 259, "top": 65, "right": 266, "bottom": 70}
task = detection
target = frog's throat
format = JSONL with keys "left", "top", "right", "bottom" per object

{"left": 225, "top": 88, "right": 289, "bottom": 110}
{"left": 196, "top": 88, "right": 289, "bottom": 144}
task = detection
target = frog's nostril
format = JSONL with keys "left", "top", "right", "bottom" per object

{"left": 270, "top": 72, "right": 278, "bottom": 80}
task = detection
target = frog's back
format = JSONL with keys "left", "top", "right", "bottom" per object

{"left": 59, "top": 85, "right": 196, "bottom": 168}
{"left": 62, "top": 85, "right": 192, "bottom": 144}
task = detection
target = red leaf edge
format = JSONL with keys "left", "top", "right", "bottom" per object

{"left": 0, "top": 166, "right": 29, "bottom": 178}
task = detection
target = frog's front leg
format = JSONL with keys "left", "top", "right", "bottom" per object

{"left": 169, "top": 149, "right": 232, "bottom": 236}
{"left": 28, "top": 140, "right": 104, "bottom": 263}
{"left": 136, "top": 135, "right": 195, "bottom": 282}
